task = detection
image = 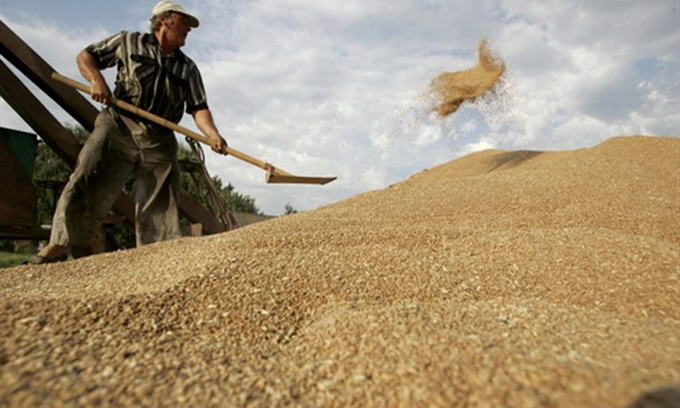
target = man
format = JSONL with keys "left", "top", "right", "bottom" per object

{"left": 27, "top": 1, "right": 226, "bottom": 263}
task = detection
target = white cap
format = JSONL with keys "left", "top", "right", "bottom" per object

{"left": 151, "top": 1, "right": 199, "bottom": 28}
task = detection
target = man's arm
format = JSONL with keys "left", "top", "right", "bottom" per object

{"left": 77, "top": 50, "right": 112, "bottom": 105}
{"left": 193, "top": 108, "right": 227, "bottom": 154}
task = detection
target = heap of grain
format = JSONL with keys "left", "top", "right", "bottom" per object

{"left": 429, "top": 40, "right": 506, "bottom": 117}
{"left": 2, "top": 136, "right": 679, "bottom": 407}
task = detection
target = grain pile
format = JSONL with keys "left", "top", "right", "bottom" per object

{"left": 429, "top": 40, "right": 506, "bottom": 117}
{"left": 1, "top": 135, "right": 679, "bottom": 407}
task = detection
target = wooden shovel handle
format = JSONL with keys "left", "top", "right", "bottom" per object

{"left": 50, "top": 72, "right": 286, "bottom": 174}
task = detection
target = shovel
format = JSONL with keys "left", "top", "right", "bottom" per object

{"left": 51, "top": 72, "right": 336, "bottom": 185}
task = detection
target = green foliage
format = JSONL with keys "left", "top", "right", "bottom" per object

{"left": 284, "top": 203, "right": 298, "bottom": 215}
{"left": 0, "top": 240, "right": 14, "bottom": 252}
{"left": 218, "top": 178, "right": 260, "bottom": 214}
{"left": 0, "top": 251, "right": 32, "bottom": 268}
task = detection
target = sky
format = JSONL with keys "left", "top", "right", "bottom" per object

{"left": 1, "top": 0, "right": 678, "bottom": 215}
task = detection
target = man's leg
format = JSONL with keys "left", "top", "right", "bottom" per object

{"left": 133, "top": 158, "right": 182, "bottom": 246}
{"left": 40, "top": 111, "right": 135, "bottom": 258}
{"left": 68, "top": 146, "right": 136, "bottom": 258}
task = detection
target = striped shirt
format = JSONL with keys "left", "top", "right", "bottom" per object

{"left": 85, "top": 31, "right": 208, "bottom": 124}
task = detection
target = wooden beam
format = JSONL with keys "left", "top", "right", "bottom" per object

{"left": 0, "top": 225, "right": 51, "bottom": 240}
{"left": 0, "top": 61, "right": 80, "bottom": 165}
{"left": 178, "top": 191, "right": 225, "bottom": 234}
{"left": 0, "top": 19, "right": 98, "bottom": 131}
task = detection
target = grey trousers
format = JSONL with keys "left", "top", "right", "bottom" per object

{"left": 50, "top": 108, "right": 181, "bottom": 248}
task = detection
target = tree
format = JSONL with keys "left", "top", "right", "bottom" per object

{"left": 284, "top": 203, "right": 298, "bottom": 215}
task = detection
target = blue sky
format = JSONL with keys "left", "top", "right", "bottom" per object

{"left": 1, "top": 0, "right": 678, "bottom": 215}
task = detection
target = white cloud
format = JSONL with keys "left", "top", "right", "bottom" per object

{"left": 491, "top": 0, "right": 679, "bottom": 150}
{"left": 552, "top": 114, "right": 633, "bottom": 150}
{"left": 459, "top": 138, "right": 496, "bottom": 157}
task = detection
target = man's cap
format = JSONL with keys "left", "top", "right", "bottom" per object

{"left": 151, "top": 1, "right": 199, "bottom": 28}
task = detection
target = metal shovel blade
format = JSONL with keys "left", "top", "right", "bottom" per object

{"left": 266, "top": 170, "right": 336, "bottom": 185}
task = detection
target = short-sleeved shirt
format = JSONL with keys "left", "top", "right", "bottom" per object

{"left": 85, "top": 31, "right": 208, "bottom": 124}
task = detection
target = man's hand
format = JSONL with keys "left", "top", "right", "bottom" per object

{"left": 77, "top": 50, "right": 111, "bottom": 105}
{"left": 209, "top": 134, "right": 228, "bottom": 155}
{"left": 193, "top": 108, "right": 228, "bottom": 155}
{"left": 90, "top": 77, "right": 112, "bottom": 105}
